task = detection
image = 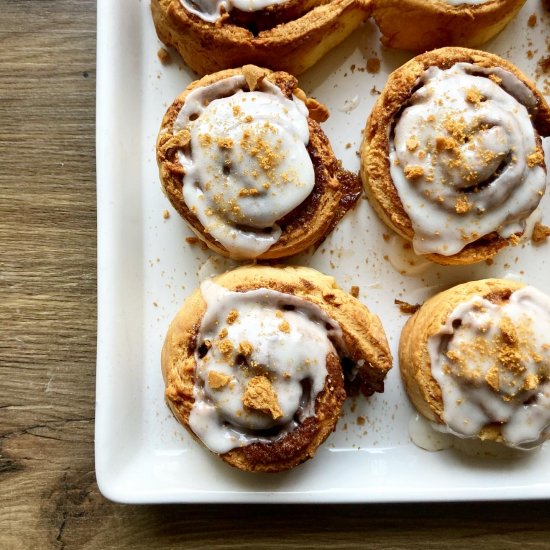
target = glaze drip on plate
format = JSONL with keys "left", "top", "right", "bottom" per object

{"left": 180, "top": 0, "right": 289, "bottom": 23}
{"left": 428, "top": 286, "right": 550, "bottom": 449}
{"left": 389, "top": 62, "right": 546, "bottom": 256}
{"left": 188, "top": 280, "right": 343, "bottom": 453}
{"left": 174, "top": 75, "right": 314, "bottom": 259}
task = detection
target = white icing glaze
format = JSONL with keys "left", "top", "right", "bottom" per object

{"left": 188, "top": 280, "right": 343, "bottom": 454}
{"left": 408, "top": 414, "right": 453, "bottom": 451}
{"left": 409, "top": 414, "right": 532, "bottom": 458}
{"left": 428, "top": 286, "right": 550, "bottom": 449}
{"left": 173, "top": 75, "right": 314, "bottom": 259}
{"left": 180, "top": 0, "right": 289, "bottom": 23}
{"left": 386, "top": 234, "right": 431, "bottom": 276}
{"left": 520, "top": 207, "right": 543, "bottom": 243}
{"left": 389, "top": 63, "right": 546, "bottom": 256}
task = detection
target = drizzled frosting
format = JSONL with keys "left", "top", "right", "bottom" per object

{"left": 180, "top": 0, "right": 289, "bottom": 23}
{"left": 173, "top": 75, "right": 314, "bottom": 259}
{"left": 389, "top": 63, "right": 546, "bottom": 256}
{"left": 188, "top": 280, "right": 343, "bottom": 454}
{"left": 428, "top": 286, "right": 550, "bottom": 449}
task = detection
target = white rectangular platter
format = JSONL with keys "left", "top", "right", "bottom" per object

{"left": 96, "top": 0, "right": 550, "bottom": 502}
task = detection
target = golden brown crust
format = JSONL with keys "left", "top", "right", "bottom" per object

{"left": 372, "top": 0, "right": 526, "bottom": 51}
{"left": 360, "top": 47, "right": 550, "bottom": 266}
{"left": 157, "top": 65, "right": 361, "bottom": 260}
{"left": 399, "top": 278, "right": 524, "bottom": 442}
{"left": 162, "top": 264, "right": 393, "bottom": 472}
{"left": 151, "top": 0, "right": 371, "bottom": 76}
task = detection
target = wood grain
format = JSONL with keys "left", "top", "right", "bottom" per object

{"left": 1, "top": 1, "right": 550, "bottom": 548}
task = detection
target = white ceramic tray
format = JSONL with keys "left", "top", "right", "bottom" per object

{"left": 95, "top": 0, "right": 550, "bottom": 503}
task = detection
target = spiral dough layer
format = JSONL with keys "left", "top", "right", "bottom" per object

{"left": 174, "top": 75, "right": 314, "bottom": 259}
{"left": 390, "top": 62, "right": 546, "bottom": 256}
{"left": 189, "top": 280, "right": 343, "bottom": 454}
{"left": 428, "top": 286, "right": 550, "bottom": 449}
{"left": 161, "top": 265, "right": 393, "bottom": 471}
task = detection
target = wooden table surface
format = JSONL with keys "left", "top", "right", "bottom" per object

{"left": 1, "top": 1, "right": 550, "bottom": 548}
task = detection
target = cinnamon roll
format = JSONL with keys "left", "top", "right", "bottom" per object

{"left": 400, "top": 279, "right": 550, "bottom": 449}
{"left": 150, "top": 0, "right": 371, "bottom": 76}
{"left": 373, "top": 0, "right": 526, "bottom": 52}
{"left": 161, "top": 265, "right": 392, "bottom": 472}
{"left": 157, "top": 65, "right": 361, "bottom": 260}
{"left": 360, "top": 48, "right": 550, "bottom": 265}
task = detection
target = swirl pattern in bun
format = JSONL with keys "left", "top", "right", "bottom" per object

{"left": 399, "top": 279, "right": 550, "bottom": 449}
{"left": 373, "top": 0, "right": 526, "bottom": 52}
{"left": 162, "top": 265, "right": 392, "bottom": 472}
{"left": 157, "top": 65, "right": 361, "bottom": 260}
{"left": 360, "top": 48, "right": 550, "bottom": 265}
{"left": 151, "top": 0, "right": 371, "bottom": 76}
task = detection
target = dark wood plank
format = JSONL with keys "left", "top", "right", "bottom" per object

{"left": 1, "top": 1, "right": 550, "bottom": 548}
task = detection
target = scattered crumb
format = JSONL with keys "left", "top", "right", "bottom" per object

{"left": 238, "top": 188, "right": 259, "bottom": 197}
{"left": 406, "top": 137, "right": 419, "bottom": 152}
{"left": 523, "top": 373, "right": 539, "bottom": 391}
{"left": 345, "top": 142, "right": 352, "bottom": 149}
{"left": 216, "top": 137, "right": 234, "bottom": 149}
{"left": 157, "top": 47, "right": 171, "bottom": 64}
{"left": 242, "top": 64, "right": 267, "bottom": 91}
{"left": 153, "top": 300, "right": 158, "bottom": 307}
{"left": 394, "top": 299, "right": 421, "bottom": 315}
{"left": 527, "top": 14, "right": 537, "bottom": 27}
{"left": 242, "top": 375, "right": 283, "bottom": 420}
{"left": 208, "top": 371, "right": 230, "bottom": 390}
{"left": 238, "top": 341, "right": 253, "bottom": 356}
{"left": 350, "top": 285, "right": 360, "bottom": 298}
{"left": 356, "top": 416, "right": 366, "bottom": 426}
{"left": 455, "top": 195, "right": 472, "bottom": 214}
{"left": 404, "top": 165, "right": 424, "bottom": 180}
{"left": 527, "top": 149, "right": 544, "bottom": 167}
{"left": 509, "top": 235, "right": 520, "bottom": 247}
{"left": 185, "top": 236, "right": 199, "bottom": 244}
{"left": 226, "top": 309, "right": 239, "bottom": 324}
{"left": 218, "top": 339, "right": 233, "bottom": 356}
{"left": 162, "top": 209, "right": 170, "bottom": 220}
{"left": 465, "top": 87, "right": 484, "bottom": 104}
{"left": 485, "top": 365, "right": 500, "bottom": 392}
{"left": 539, "top": 56, "right": 550, "bottom": 73}
{"left": 532, "top": 223, "right": 550, "bottom": 245}
{"left": 278, "top": 320, "right": 290, "bottom": 333}
{"left": 367, "top": 57, "right": 381, "bottom": 74}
